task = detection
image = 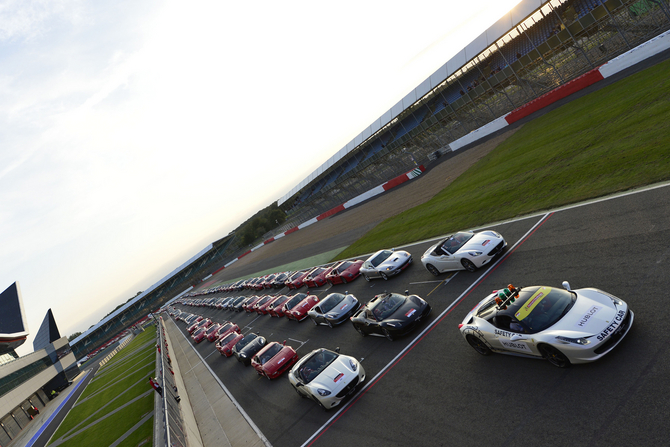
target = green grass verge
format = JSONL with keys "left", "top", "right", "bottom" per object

{"left": 337, "top": 57, "right": 670, "bottom": 259}
{"left": 50, "top": 393, "right": 154, "bottom": 447}
{"left": 98, "top": 325, "right": 155, "bottom": 370}
{"left": 115, "top": 414, "right": 153, "bottom": 447}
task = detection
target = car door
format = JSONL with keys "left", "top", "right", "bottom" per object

{"left": 433, "top": 245, "right": 460, "bottom": 272}
{"left": 359, "top": 309, "right": 382, "bottom": 335}
{"left": 310, "top": 305, "right": 326, "bottom": 324}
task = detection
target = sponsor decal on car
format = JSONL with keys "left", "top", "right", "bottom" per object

{"left": 482, "top": 240, "right": 491, "bottom": 246}
{"left": 515, "top": 287, "right": 551, "bottom": 320}
{"left": 405, "top": 309, "right": 417, "bottom": 318}
{"left": 597, "top": 310, "right": 626, "bottom": 341}
{"left": 340, "top": 304, "right": 349, "bottom": 311}
{"left": 575, "top": 306, "right": 602, "bottom": 328}
{"left": 334, "top": 373, "right": 344, "bottom": 383}
{"left": 500, "top": 340, "right": 532, "bottom": 352}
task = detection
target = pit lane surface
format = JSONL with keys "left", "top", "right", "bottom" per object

{"left": 170, "top": 184, "right": 670, "bottom": 447}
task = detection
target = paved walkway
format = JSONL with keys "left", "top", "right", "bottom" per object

{"left": 163, "top": 317, "right": 269, "bottom": 447}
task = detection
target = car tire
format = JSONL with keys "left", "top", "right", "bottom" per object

{"left": 426, "top": 264, "right": 440, "bottom": 276}
{"left": 327, "top": 319, "right": 333, "bottom": 328}
{"left": 461, "top": 259, "right": 477, "bottom": 272}
{"left": 364, "top": 274, "right": 370, "bottom": 282}
{"left": 466, "top": 334, "right": 492, "bottom": 356}
{"left": 312, "top": 318, "right": 319, "bottom": 326}
{"left": 294, "top": 386, "right": 305, "bottom": 398}
{"left": 382, "top": 328, "right": 394, "bottom": 341}
{"left": 380, "top": 272, "right": 389, "bottom": 281}
{"left": 342, "top": 277, "right": 347, "bottom": 284}
{"left": 539, "top": 344, "right": 571, "bottom": 368}
{"left": 354, "top": 325, "right": 367, "bottom": 336}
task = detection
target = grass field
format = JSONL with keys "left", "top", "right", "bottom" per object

{"left": 337, "top": 57, "right": 670, "bottom": 259}
{"left": 48, "top": 326, "right": 156, "bottom": 447}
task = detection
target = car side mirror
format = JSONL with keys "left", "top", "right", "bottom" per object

{"left": 335, "top": 347, "right": 340, "bottom": 353}
{"left": 562, "top": 281, "right": 572, "bottom": 291}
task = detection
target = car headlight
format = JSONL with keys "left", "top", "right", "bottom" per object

{"left": 468, "top": 251, "right": 483, "bottom": 257}
{"left": 556, "top": 336, "right": 590, "bottom": 345}
{"left": 317, "top": 388, "right": 331, "bottom": 396}
{"left": 326, "top": 313, "right": 337, "bottom": 319}
{"left": 385, "top": 321, "right": 402, "bottom": 328}
{"left": 239, "top": 353, "right": 247, "bottom": 358}
{"left": 349, "top": 359, "right": 358, "bottom": 371}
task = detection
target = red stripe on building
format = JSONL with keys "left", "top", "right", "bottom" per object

{"left": 505, "top": 68, "right": 604, "bottom": 125}
{"left": 317, "top": 204, "right": 345, "bottom": 221}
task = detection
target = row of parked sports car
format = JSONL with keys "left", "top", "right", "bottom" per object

{"left": 168, "top": 228, "right": 635, "bottom": 409}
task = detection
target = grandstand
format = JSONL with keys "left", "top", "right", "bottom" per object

{"left": 277, "top": 0, "right": 670, "bottom": 231}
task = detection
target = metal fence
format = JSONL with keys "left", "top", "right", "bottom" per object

{"left": 156, "top": 317, "right": 187, "bottom": 447}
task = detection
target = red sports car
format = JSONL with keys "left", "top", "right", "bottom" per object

{"left": 303, "top": 267, "right": 332, "bottom": 288}
{"left": 203, "top": 323, "right": 222, "bottom": 342}
{"left": 267, "top": 295, "right": 290, "bottom": 317}
{"left": 242, "top": 296, "right": 263, "bottom": 312}
{"left": 255, "top": 295, "right": 280, "bottom": 315}
{"left": 216, "top": 331, "right": 243, "bottom": 357}
{"left": 251, "top": 341, "right": 299, "bottom": 379}
{"left": 286, "top": 294, "right": 319, "bottom": 321}
{"left": 191, "top": 327, "right": 208, "bottom": 343}
{"left": 285, "top": 269, "right": 313, "bottom": 289}
{"left": 214, "top": 322, "right": 240, "bottom": 341}
{"left": 325, "top": 259, "right": 364, "bottom": 285}
{"left": 252, "top": 295, "right": 276, "bottom": 314}
{"left": 188, "top": 318, "right": 212, "bottom": 334}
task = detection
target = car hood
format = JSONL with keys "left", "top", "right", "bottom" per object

{"left": 548, "top": 288, "right": 626, "bottom": 337}
{"left": 458, "top": 232, "right": 501, "bottom": 254}
{"left": 310, "top": 356, "right": 358, "bottom": 390}
{"left": 377, "top": 252, "right": 410, "bottom": 269}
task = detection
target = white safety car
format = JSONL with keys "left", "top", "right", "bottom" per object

{"left": 421, "top": 230, "right": 506, "bottom": 275}
{"left": 288, "top": 347, "right": 365, "bottom": 410}
{"left": 459, "top": 282, "right": 633, "bottom": 367}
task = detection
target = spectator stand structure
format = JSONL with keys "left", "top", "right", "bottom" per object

{"left": 277, "top": 0, "right": 670, "bottom": 232}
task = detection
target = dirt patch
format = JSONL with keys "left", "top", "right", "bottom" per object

{"left": 216, "top": 127, "right": 521, "bottom": 281}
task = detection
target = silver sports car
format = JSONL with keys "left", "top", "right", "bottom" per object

{"left": 360, "top": 248, "right": 412, "bottom": 281}
{"left": 308, "top": 292, "right": 361, "bottom": 327}
{"left": 421, "top": 230, "right": 506, "bottom": 275}
{"left": 459, "top": 282, "right": 634, "bottom": 367}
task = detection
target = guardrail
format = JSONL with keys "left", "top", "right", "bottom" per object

{"left": 156, "top": 317, "right": 187, "bottom": 446}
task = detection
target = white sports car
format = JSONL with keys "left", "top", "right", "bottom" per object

{"left": 360, "top": 248, "right": 412, "bottom": 281}
{"left": 459, "top": 282, "right": 634, "bottom": 367}
{"left": 421, "top": 230, "right": 506, "bottom": 275}
{"left": 288, "top": 348, "right": 365, "bottom": 410}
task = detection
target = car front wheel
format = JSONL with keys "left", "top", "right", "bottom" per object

{"left": 382, "top": 328, "right": 394, "bottom": 341}
{"left": 355, "top": 325, "right": 367, "bottom": 336}
{"left": 466, "top": 334, "right": 492, "bottom": 355}
{"left": 380, "top": 272, "right": 389, "bottom": 281}
{"left": 539, "top": 344, "right": 571, "bottom": 368}
{"left": 363, "top": 274, "right": 370, "bottom": 282}
{"left": 461, "top": 259, "right": 477, "bottom": 272}
{"left": 426, "top": 264, "right": 440, "bottom": 276}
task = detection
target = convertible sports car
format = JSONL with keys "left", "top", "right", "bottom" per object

{"left": 286, "top": 294, "right": 320, "bottom": 321}
{"left": 421, "top": 230, "right": 506, "bottom": 275}
{"left": 251, "top": 341, "right": 299, "bottom": 379}
{"left": 233, "top": 333, "right": 267, "bottom": 366}
{"left": 308, "top": 293, "right": 361, "bottom": 327}
{"left": 288, "top": 348, "right": 366, "bottom": 410}
{"left": 216, "top": 331, "right": 243, "bottom": 357}
{"left": 267, "top": 295, "right": 290, "bottom": 317}
{"left": 325, "top": 260, "right": 364, "bottom": 285}
{"left": 360, "top": 249, "right": 412, "bottom": 281}
{"left": 459, "top": 282, "right": 634, "bottom": 367}
{"left": 351, "top": 292, "right": 431, "bottom": 340}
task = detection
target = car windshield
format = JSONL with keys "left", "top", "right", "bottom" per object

{"left": 285, "top": 294, "right": 306, "bottom": 310}
{"left": 338, "top": 261, "right": 352, "bottom": 272}
{"left": 258, "top": 344, "right": 282, "bottom": 365}
{"left": 220, "top": 333, "right": 237, "bottom": 344}
{"left": 320, "top": 294, "right": 346, "bottom": 313}
{"left": 506, "top": 286, "right": 576, "bottom": 333}
{"left": 235, "top": 333, "right": 258, "bottom": 350}
{"left": 439, "top": 232, "right": 474, "bottom": 255}
{"left": 206, "top": 325, "right": 219, "bottom": 335}
{"left": 371, "top": 294, "right": 405, "bottom": 320}
{"left": 298, "top": 349, "right": 339, "bottom": 383}
{"left": 269, "top": 296, "right": 288, "bottom": 308}
{"left": 220, "top": 323, "right": 233, "bottom": 332}
{"left": 370, "top": 250, "right": 393, "bottom": 267}
{"left": 257, "top": 296, "right": 272, "bottom": 306}
{"left": 193, "top": 328, "right": 204, "bottom": 336}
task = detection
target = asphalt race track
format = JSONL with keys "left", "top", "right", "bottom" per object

{"left": 169, "top": 184, "right": 670, "bottom": 447}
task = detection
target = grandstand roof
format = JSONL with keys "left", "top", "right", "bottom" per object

{"left": 278, "top": 0, "right": 550, "bottom": 206}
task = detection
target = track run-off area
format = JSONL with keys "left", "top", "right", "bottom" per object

{"left": 169, "top": 183, "right": 670, "bottom": 447}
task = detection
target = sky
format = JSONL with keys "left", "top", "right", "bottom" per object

{"left": 1, "top": 0, "right": 523, "bottom": 355}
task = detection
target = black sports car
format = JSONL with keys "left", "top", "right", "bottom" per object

{"left": 232, "top": 333, "right": 267, "bottom": 365}
{"left": 351, "top": 292, "right": 431, "bottom": 340}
